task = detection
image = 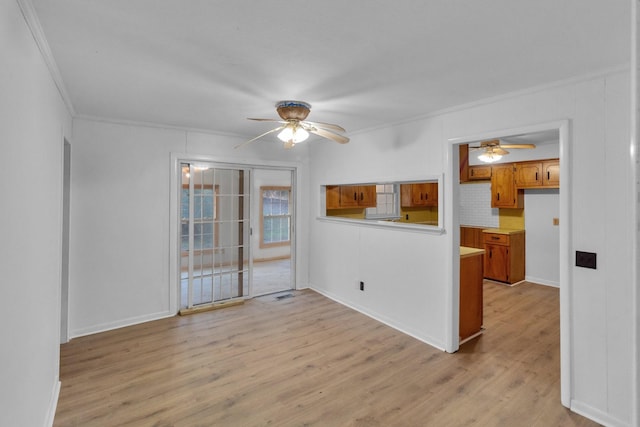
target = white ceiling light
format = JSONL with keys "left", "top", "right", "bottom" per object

{"left": 477, "top": 148, "right": 503, "bottom": 163}
{"left": 277, "top": 124, "right": 309, "bottom": 144}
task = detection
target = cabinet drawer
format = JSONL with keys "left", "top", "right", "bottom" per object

{"left": 484, "top": 233, "right": 509, "bottom": 245}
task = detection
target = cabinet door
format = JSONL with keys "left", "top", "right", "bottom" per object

{"left": 543, "top": 160, "right": 559, "bottom": 187}
{"left": 358, "top": 185, "right": 377, "bottom": 207}
{"left": 459, "top": 144, "right": 469, "bottom": 182}
{"left": 338, "top": 185, "right": 360, "bottom": 208}
{"left": 484, "top": 243, "right": 509, "bottom": 282}
{"left": 515, "top": 162, "right": 542, "bottom": 188}
{"left": 460, "top": 253, "right": 483, "bottom": 340}
{"left": 326, "top": 185, "right": 341, "bottom": 209}
{"left": 412, "top": 183, "right": 437, "bottom": 207}
{"left": 468, "top": 165, "right": 492, "bottom": 180}
{"left": 491, "top": 164, "right": 520, "bottom": 208}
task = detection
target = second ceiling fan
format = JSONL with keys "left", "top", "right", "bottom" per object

{"left": 470, "top": 139, "right": 535, "bottom": 163}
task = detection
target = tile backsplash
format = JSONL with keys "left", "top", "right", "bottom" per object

{"left": 459, "top": 182, "right": 499, "bottom": 227}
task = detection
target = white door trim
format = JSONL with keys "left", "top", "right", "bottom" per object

{"left": 447, "top": 119, "right": 572, "bottom": 407}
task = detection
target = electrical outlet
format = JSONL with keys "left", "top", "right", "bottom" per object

{"left": 359, "top": 281, "right": 364, "bottom": 291}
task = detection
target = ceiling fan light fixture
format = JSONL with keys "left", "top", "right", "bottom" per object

{"left": 478, "top": 151, "right": 502, "bottom": 163}
{"left": 277, "top": 125, "right": 309, "bottom": 144}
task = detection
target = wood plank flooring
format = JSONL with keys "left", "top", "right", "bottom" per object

{"left": 54, "top": 282, "right": 600, "bottom": 426}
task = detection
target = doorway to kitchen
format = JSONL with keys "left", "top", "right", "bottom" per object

{"left": 449, "top": 119, "right": 570, "bottom": 406}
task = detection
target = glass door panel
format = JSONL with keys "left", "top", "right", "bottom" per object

{"left": 180, "top": 163, "right": 250, "bottom": 310}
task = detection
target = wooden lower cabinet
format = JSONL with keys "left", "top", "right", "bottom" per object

{"left": 460, "top": 226, "right": 486, "bottom": 249}
{"left": 460, "top": 248, "right": 484, "bottom": 342}
{"left": 483, "top": 230, "right": 525, "bottom": 284}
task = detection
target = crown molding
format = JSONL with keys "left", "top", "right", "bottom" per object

{"left": 16, "top": 0, "right": 76, "bottom": 116}
{"left": 350, "top": 63, "right": 630, "bottom": 137}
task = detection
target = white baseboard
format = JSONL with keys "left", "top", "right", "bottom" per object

{"left": 45, "top": 380, "right": 60, "bottom": 427}
{"left": 571, "top": 399, "right": 630, "bottom": 427}
{"left": 309, "top": 285, "right": 446, "bottom": 352}
{"left": 70, "top": 310, "right": 174, "bottom": 339}
{"left": 525, "top": 275, "right": 559, "bottom": 288}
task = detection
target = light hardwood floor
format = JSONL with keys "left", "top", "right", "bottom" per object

{"left": 54, "top": 282, "right": 600, "bottom": 426}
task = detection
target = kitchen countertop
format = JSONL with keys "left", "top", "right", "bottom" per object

{"left": 460, "top": 246, "right": 485, "bottom": 258}
{"left": 481, "top": 228, "right": 525, "bottom": 235}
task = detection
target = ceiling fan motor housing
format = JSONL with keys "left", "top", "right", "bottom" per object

{"left": 276, "top": 100, "right": 311, "bottom": 121}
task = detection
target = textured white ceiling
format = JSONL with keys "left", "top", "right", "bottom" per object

{"left": 31, "top": 0, "right": 630, "bottom": 141}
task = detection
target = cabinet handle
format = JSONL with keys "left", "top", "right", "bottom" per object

{"left": 360, "top": 192, "right": 364, "bottom": 201}
{"left": 547, "top": 171, "right": 550, "bottom": 180}
{"left": 420, "top": 192, "right": 424, "bottom": 200}
{"left": 353, "top": 192, "right": 357, "bottom": 201}
{"left": 492, "top": 236, "right": 500, "bottom": 240}
{"left": 489, "top": 250, "right": 492, "bottom": 258}
{"left": 535, "top": 172, "right": 538, "bottom": 181}
{"left": 497, "top": 193, "right": 500, "bottom": 201}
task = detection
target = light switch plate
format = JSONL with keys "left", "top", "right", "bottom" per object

{"left": 576, "top": 251, "right": 596, "bottom": 269}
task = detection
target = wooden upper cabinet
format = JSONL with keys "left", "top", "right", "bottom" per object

{"left": 401, "top": 182, "right": 438, "bottom": 207}
{"left": 326, "top": 185, "right": 377, "bottom": 209}
{"left": 491, "top": 164, "right": 523, "bottom": 208}
{"left": 356, "top": 185, "right": 377, "bottom": 207}
{"left": 542, "top": 160, "right": 559, "bottom": 187}
{"left": 515, "top": 159, "right": 559, "bottom": 189}
{"left": 459, "top": 144, "right": 469, "bottom": 182}
{"left": 515, "top": 162, "right": 543, "bottom": 187}
{"left": 326, "top": 185, "right": 341, "bottom": 209}
{"left": 468, "top": 165, "right": 492, "bottom": 180}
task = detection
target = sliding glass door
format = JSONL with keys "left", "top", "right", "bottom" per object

{"left": 180, "top": 163, "right": 250, "bottom": 310}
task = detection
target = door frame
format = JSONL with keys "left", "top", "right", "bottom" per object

{"left": 169, "top": 153, "right": 301, "bottom": 314}
{"left": 447, "top": 119, "right": 571, "bottom": 407}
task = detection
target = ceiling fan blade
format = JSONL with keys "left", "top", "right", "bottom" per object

{"left": 499, "top": 144, "right": 536, "bottom": 149}
{"left": 303, "top": 120, "right": 346, "bottom": 133}
{"left": 247, "top": 118, "right": 287, "bottom": 124}
{"left": 234, "top": 126, "right": 284, "bottom": 149}
{"left": 494, "top": 147, "right": 509, "bottom": 155}
{"left": 309, "top": 127, "right": 350, "bottom": 144}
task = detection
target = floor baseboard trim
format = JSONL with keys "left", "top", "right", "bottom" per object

{"left": 70, "top": 310, "right": 175, "bottom": 339}
{"left": 570, "top": 400, "right": 630, "bottom": 427}
{"left": 309, "top": 286, "right": 446, "bottom": 352}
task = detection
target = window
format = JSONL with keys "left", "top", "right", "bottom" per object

{"left": 366, "top": 184, "right": 399, "bottom": 219}
{"left": 260, "top": 186, "right": 291, "bottom": 248}
{"left": 180, "top": 184, "right": 219, "bottom": 253}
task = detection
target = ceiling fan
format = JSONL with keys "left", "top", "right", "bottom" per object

{"left": 235, "top": 100, "right": 349, "bottom": 149}
{"left": 470, "top": 139, "right": 535, "bottom": 163}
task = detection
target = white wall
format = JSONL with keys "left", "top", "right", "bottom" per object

{"left": 524, "top": 189, "right": 560, "bottom": 286}
{"left": 308, "top": 70, "right": 635, "bottom": 426}
{"left": 69, "top": 118, "right": 309, "bottom": 337}
{"left": 0, "top": 1, "right": 72, "bottom": 426}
